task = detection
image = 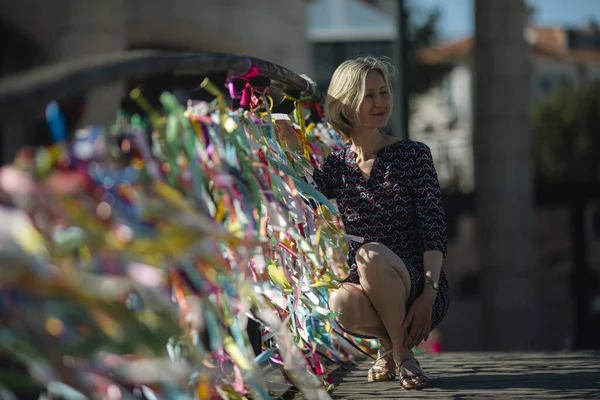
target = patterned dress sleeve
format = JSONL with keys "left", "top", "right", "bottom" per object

{"left": 311, "top": 154, "right": 338, "bottom": 200}
{"left": 411, "top": 142, "right": 448, "bottom": 256}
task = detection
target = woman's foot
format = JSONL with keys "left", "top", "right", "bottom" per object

{"left": 398, "top": 356, "right": 430, "bottom": 390}
{"left": 367, "top": 340, "right": 396, "bottom": 382}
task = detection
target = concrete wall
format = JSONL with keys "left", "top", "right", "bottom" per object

{"left": 0, "top": 0, "right": 62, "bottom": 53}
{"left": 125, "top": 0, "right": 310, "bottom": 73}
{"left": 0, "top": 0, "right": 309, "bottom": 73}
{"left": 0, "top": 0, "right": 310, "bottom": 161}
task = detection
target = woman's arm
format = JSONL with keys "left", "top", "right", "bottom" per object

{"left": 411, "top": 142, "right": 448, "bottom": 291}
{"left": 423, "top": 250, "right": 443, "bottom": 298}
{"left": 403, "top": 142, "right": 448, "bottom": 346}
{"left": 273, "top": 116, "right": 300, "bottom": 151}
{"left": 272, "top": 114, "right": 339, "bottom": 202}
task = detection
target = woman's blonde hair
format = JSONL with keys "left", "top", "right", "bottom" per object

{"left": 324, "top": 55, "right": 394, "bottom": 140}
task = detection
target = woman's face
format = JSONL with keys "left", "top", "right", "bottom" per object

{"left": 357, "top": 70, "right": 392, "bottom": 131}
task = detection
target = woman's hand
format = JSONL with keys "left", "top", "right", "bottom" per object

{"left": 273, "top": 118, "right": 299, "bottom": 151}
{"left": 402, "top": 287, "right": 437, "bottom": 348}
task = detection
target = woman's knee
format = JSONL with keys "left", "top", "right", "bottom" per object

{"left": 355, "top": 242, "right": 411, "bottom": 297}
{"left": 328, "top": 285, "right": 363, "bottom": 328}
{"left": 356, "top": 242, "right": 393, "bottom": 276}
{"left": 356, "top": 242, "right": 386, "bottom": 265}
{"left": 328, "top": 287, "right": 354, "bottom": 313}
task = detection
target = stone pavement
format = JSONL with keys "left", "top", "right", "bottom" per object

{"left": 285, "top": 351, "right": 600, "bottom": 399}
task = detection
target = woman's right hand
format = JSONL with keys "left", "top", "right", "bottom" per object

{"left": 273, "top": 118, "right": 300, "bottom": 151}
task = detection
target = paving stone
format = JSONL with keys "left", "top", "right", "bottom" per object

{"left": 286, "top": 352, "right": 600, "bottom": 399}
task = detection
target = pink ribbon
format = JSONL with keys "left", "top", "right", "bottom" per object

{"left": 226, "top": 60, "right": 261, "bottom": 107}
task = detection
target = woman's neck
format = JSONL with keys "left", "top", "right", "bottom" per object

{"left": 350, "top": 128, "right": 385, "bottom": 160}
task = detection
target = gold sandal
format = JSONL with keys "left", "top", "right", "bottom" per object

{"left": 367, "top": 345, "right": 396, "bottom": 382}
{"left": 398, "top": 357, "right": 430, "bottom": 390}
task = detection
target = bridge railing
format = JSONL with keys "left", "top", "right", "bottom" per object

{"left": 0, "top": 50, "right": 322, "bottom": 121}
{"left": 0, "top": 51, "right": 352, "bottom": 399}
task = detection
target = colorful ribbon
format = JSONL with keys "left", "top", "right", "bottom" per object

{"left": 0, "top": 78, "right": 377, "bottom": 400}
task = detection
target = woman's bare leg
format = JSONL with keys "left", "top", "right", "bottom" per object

{"left": 354, "top": 243, "right": 413, "bottom": 366}
{"left": 329, "top": 282, "right": 396, "bottom": 375}
{"left": 328, "top": 282, "right": 388, "bottom": 338}
{"left": 329, "top": 243, "right": 417, "bottom": 371}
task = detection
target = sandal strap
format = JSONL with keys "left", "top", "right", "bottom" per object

{"left": 399, "top": 358, "right": 429, "bottom": 380}
{"left": 375, "top": 348, "right": 394, "bottom": 362}
{"left": 370, "top": 363, "right": 394, "bottom": 373}
{"left": 401, "top": 372, "right": 429, "bottom": 381}
{"left": 368, "top": 368, "right": 396, "bottom": 382}
{"left": 370, "top": 347, "right": 395, "bottom": 379}
{"left": 399, "top": 357, "right": 421, "bottom": 369}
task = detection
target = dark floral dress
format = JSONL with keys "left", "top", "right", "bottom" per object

{"left": 313, "top": 139, "right": 449, "bottom": 329}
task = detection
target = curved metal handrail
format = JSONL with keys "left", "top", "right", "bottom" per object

{"left": 0, "top": 50, "right": 322, "bottom": 121}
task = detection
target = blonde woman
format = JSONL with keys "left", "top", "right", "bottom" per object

{"left": 312, "top": 56, "right": 450, "bottom": 390}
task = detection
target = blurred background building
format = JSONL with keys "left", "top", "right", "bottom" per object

{"left": 413, "top": 22, "right": 600, "bottom": 192}
{"left": 0, "top": 0, "right": 310, "bottom": 161}
{"left": 412, "top": 14, "right": 600, "bottom": 351}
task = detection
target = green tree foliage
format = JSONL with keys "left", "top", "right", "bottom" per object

{"left": 408, "top": 3, "right": 441, "bottom": 48}
{"left": 406, "top": 4, "right": 451, "bottom": 95}
{"left": 532, "top": 81, "right": 600, "bottom": 183}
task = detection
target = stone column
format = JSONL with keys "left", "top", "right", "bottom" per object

{"left": 474, "top": 0, "right": 536, "bottom": 350}
{"left": 53, "top": 0, "right": 126, "bottom": 126}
